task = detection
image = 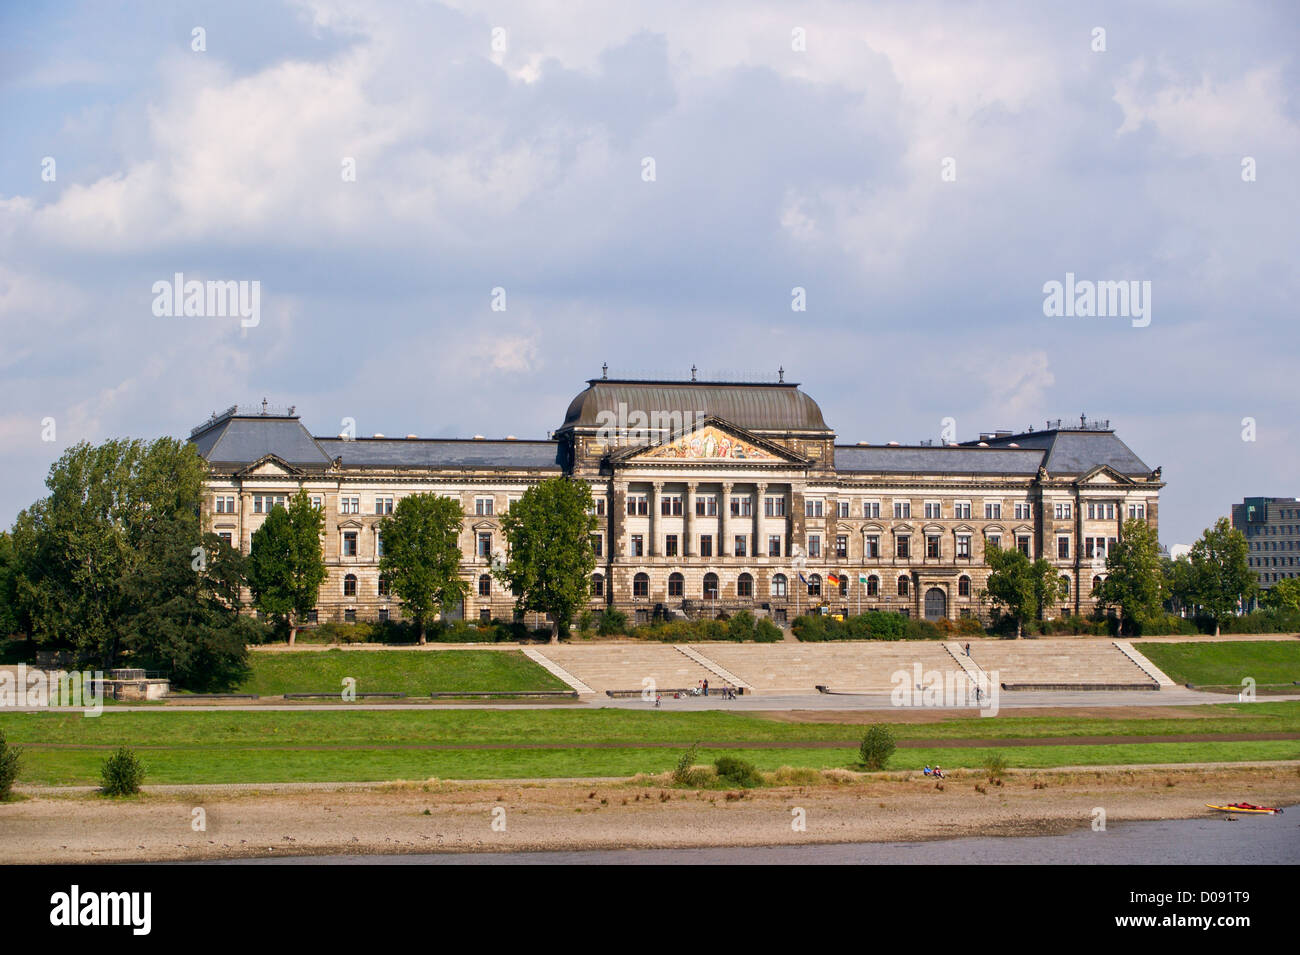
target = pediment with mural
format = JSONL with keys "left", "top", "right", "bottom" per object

{"left": 614, "top": 419, "right": 806, "bottom": 465}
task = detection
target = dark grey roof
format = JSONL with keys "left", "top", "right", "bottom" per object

{"left": 191, "top": 416, "right": 333, "bottom": 468}
{"left": 970, "top": 429, "right": 1151, "bottom": 476}
{"left": 560, "top": 380, "right": 829, "bottom": 433}
{"left": 315, "top": 438, "right": 561, "bottom": 470}
{"left": 834, "top": 446, "right": 1045, "bottom": 475}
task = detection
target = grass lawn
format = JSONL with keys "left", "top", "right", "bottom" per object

{"left": 3, "top": 701, "right": 1299, "bottom": 786}
{"left": 228, "top": 649, "right": 568, "bottom": 696}
{"left": 1140, "top": 641, "right": 1300, "bottom": 687}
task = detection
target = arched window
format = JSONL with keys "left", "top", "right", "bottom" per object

{"left": 808, "top": 574, "right": 821, "bottom": 596}
{"left": 737, "top": 573, "right": 754, "bottom": 598}
{"left": 1060, "top": 575, "right": 1070, "bottom": 598}
{"left": 897, "top": 575, "right": 909, "bottom": 597}
{"left": 343, "top": 574, "right": 357, "bottom": 597}
{"left": 772, "top": 573, "right": 787, "bottom": 598}
{"left": 958, "top": 575, "right": 971, "bottom": 597}
{"left": 668, "top": 572, "right": 684, "bottom": 597}
{"left": 1091, "top": 575, "right": 1103, "bottom": 594}
{"left": 633, "top": 573, "right": 650, "bottom": 598}
{"left": 478, "top": 574, "right": 492, "bottom": 597}
{"left": 703, "top": 573, "right": 719, "bottom": 600}
{"left": 867, "top": 575, "right": 879, "bottom": 597}
{"left": 592, "top": 573, "right": 604, "bottom": 597}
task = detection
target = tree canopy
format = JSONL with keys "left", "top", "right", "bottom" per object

{"left": 981, "top": 546, "right": 1064, "bottom": 638}
{"left": 377, "top": 493, "right": 466, "bottom": 643}
{"left": 247, "top": 489, "right": 327, "bottom": 644}
{"left": 1187, "top": 518, "right": 1255, "bottom": 635}
{"left": 1096, "top": 518, "right": 1164, "bottom": 635}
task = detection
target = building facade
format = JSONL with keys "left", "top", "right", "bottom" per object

{"left": 192, "top": 376, "right": 1164, "bottom": 627}
{"left": 1231, "top": 496, "right": 1300, "bottom": 591}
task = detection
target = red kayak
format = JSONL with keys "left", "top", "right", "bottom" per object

{"left": 1206, "top": 803, "right": 1284, "bottom": 814}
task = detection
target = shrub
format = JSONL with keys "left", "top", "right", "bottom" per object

{"left": 793, "top": 611, "right": 923, "bottom": 641}
{"left": 672, "top": 743, "right": 700, "bottom": 785}
{"left": 754, "top": 618, "right": 784, "bottom": 642}
{"left": 101, "top": 747, "right": 145, "bottom": 797}
{"left": 983, "top": 752, "right": 1008, "bottom": 779}
{"left": 858, "top": 724, "right": 896, "bottom": 770}
{"left": 726, "top": 610, "right": 757, "bottom": 641}
{"left": 577, "top": 610, "right": 595, "bottom": 637}
{"left": 0, "top": 730, "right": 20, "bottom": 800}
{"left": 598, "top": 608, "right": 628, "bottom": 636}
{"left": 714, "top": 756, "right": 764, "bottom": 788}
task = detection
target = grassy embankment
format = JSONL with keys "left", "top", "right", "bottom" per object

{"left": 1140, "top": 641, "right": 1300, "bottom": 690}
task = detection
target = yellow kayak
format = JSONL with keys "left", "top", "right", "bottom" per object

{"left": 1206, "top": 803, "right": 1282, "bottom": 814}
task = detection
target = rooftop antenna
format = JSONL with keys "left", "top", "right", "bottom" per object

{"left": 778, "top": 365, "right": 785, "bottom": 383}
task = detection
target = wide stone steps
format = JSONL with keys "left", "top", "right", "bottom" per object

{"left": 690, "top": 642, "right": 964, "bottom": 692}
{"left": 529, "top": 645, "right": 722, "bottom": 694}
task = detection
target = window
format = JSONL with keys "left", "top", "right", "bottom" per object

{"left": 1014, "top": 503, "right": 1031, "bottom": 520}
{"left": 310, "top": 495, "right": 323, "bottom": 510}
{"left": 768, "top": 535, "right": 782, "bottom": 557}
{"left": 838, "top": 576, "right": 848, "bottom": 597}
{"left": 478, "top": 608, "right": 491, "bottom": 624}
{"left": 1105, "top": 504, "right": 1115, "bottom": 520}
{"left": 837, "top": 501, "right": 850, "bottom": 519}
{"left": 307, "top": 609, "right": 318, "bottom": 624}
{"left": 863, "top": 501, "right": 881, "bottom": 519}
{"left": 378, "top": 576, "right": 390, "bottom": 597}
{"left": 1017, "top": 536, "right": 1031, "bottom": 556}
{"left": 1129, "top": 503, "right": 1146, "bottom": 520}
{"left": 808, "top": 535, "right": 821, "bottom": 558}
{"left": 897, "top": 576, "right": 909, "bottom": 597}
{"left": 807, "top": 574, "right": 821, "bottom": 596}
{"left": 1058, "top": 537, "right": 1070, "bottom": 559}
{"left": 665, "top": 534, "right": 678, "bottom": 557}
{"left": 218, "top": 531, "right": 233, "bottom": 547}
{"left": 896, "top": 536, "right": 910, "bottom": 559}
{"left": 473, "top": 497, "right": 494, "bottom": 516}
{"left": 478, "top": 574, "right": 491, "bottom": 597}
{"left": 772, "top": 574, "right": 788, "bottom": 597}
{"left": 345, "top": 608, "right": 357, "bottom": 623}
{"left": 805, "top": 499, "right": 824, "bottom": 518}
{"left": 592, "top": 573, "right": 604, "bottom": 597}
{"left": 926, "top": 536, "right": 940, "bottom": 559}
{"left": 633, "top": 573, "right": 650, "bottom": 598}
{"left": 893, "top": 501, "right": 911, "bottom": 519}
{"left": 214, "top": 495, "right": 235, "bottom": 513}
{"left": 340, "top": 496, "right": 360, "bottom": 514}
{"left": 661, "top": 494, "right": 683, "bottom": 516}
{"left": 626, "top": 494, "right": 648, "bottom": 516}
{"left": 343, "top": 574, "right": 357, "bottom": 597}
{"left": 734, "top": 535, "right": 747, "bottom": 557}
{"left": 953, "top": 502, "right": 971, "bottom": 519}
{"left": 695, "top": 495, "right": 717, "bottom": 517}
{"left": 700, "top": 535, "right": 713, "bottom": 558}
{"left": 730, "top": 496, "right": 752, "bottom": 517}
{"left": 835, "top": 535, "right": 848, "bottom": 559}
{"left": 592, "top": 498, "right": 606, "bottom": 516}
{"left": 342, "top": 531, "right": 358, "bottom": 557}
{"left": 958, "top": 575, "right": 971, "bottom": 597}
{"left": 924, "top": 502, "right": 942, "bottom": 519}
{"left": 591, "top": 535, "right": 603, "bottom": 557}
{"left": 477, "top": 532, "right": 492, "bottom": 558}
{"left": 737, "top": 573, "right": 754, "bottom": 598}
{"left": 986, "top": 534, "right": 1001, "bottom": 550}
{"left": 630, "top": 534, "right": 644, "bottom": 557}
{"left": 865, "top": 535, "right": 880, "bottom": 559}
{"left": 703, "top": 573, "right": 719, "bottom": 600}
{"left": 867, "top": 575, "right": 879, "bottom": 597}
{"left": 1092, "top": 575, "right": 1103, "bottom": 593}
{"left": 375, "top": 496, "right": 394, "bottom": 515}
{"left": 984, "top": 502, "right": 1001, "bottom": 520}
{"left": 668, "top": 573, "right": 683, "bottom": 597}
{"left": 765, "top": 496, "right": 786, "bottom": 518}
{"left": 1054, "top": 503, "right": 1072, "bottom": 520}
{"left": 956, "top": 535, "right": 971, "bottom": 558}
{"left": 1060, "top": 576, "right": 1070, "bottom": 597}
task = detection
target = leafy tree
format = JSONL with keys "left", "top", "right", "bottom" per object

{"left": 0, "top": 729, "right": 20, "bottom": 800}
{"left": 1161, "top": 554, "right": 1196, "bottom": 617}
{"left": 9, "top": 438, "right": 207, "bottom": 667}
{"left": 1096, "top": 518, "right": 1164, "bottom": 636}
{"left": 1261, "top": 577, "right": 1300, "bottom": 613}
{"left": 378, "top": 493, "right": 467, "bottom": 644}
{"left": 859, "top": 724, "right": 896, "bottom": 770}
{"left": 100, "top": 746, "right": 145, "bottom": 796}
{"left": 1188, "top": 518, "right": 1255, "bottom": 635}
{"left": 981, "top": 546, "right": 1064, "bottom": 638}
{"left": 247, "top": 489, "right": 327, "bottom": 645}
{"left": 495, "top": 478, "right": 597, "bottom": 643}
{"left": 0, "top": 532, "right": 24, "bottom": 637}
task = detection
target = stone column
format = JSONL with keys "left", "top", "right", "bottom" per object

{"left": 721, "top": 482, "right": 733, "bottom": 560}
{"left": 684, "top": 483, "right": 696, "bottom": 558}
{"left": 789, "top": 484, "right": 806, "bottom": 557}
{"left": 650, "top": 481, "right": 662, "bottom": 558}
{"left": 754, "top": 482, "right": 767, "bottom": 560}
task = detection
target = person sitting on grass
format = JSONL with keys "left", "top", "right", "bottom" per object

{"left": 933, "top": 765, "right": 945, "bottom": 779}
{"left": 923, "top": 765, "right": 932, "bottom": 776}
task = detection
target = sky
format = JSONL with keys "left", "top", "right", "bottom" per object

{"left": 1, "top": 0, "right": 1297, "bottom": 547}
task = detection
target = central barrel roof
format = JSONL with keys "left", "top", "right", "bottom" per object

{"left": 560, "top": 379, "right": 830, "bottom": 433}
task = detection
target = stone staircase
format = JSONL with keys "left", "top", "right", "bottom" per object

{"left": 690, "top": 642, "right": 965, "bottom": 693}
{"left": 968, "top": 639, "right": 1161, "bottom": 690}
{"left": 528, "top": 644, "right": 722, "bottom": 694}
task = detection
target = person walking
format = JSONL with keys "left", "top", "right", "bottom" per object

{"left": 703, "top": 678, "right": 709, "bottom": 697}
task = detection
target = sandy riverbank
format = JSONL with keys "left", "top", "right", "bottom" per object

{"left": 2, "top": 764, "right": 1298, "bottom": 863}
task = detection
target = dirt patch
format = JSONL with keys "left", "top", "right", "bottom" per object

{"left": 3, "top": 764, "right": 1297, "bottom": 863}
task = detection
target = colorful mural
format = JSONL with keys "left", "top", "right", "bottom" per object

{"left": 641, "top": 425, "right": 781, "bottom": 461}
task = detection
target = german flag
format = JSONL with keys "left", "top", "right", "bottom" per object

{"left": 826, "top": 572, "right": 841, "bottom": 586}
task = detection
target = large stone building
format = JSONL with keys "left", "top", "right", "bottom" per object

{"left": 1231, "top": 496, "right": 1300, "bottom": 591}
{"left": 192, "top": 376, "right": 1164, "bottom": 627}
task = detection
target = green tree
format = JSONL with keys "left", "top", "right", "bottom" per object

{"left": 0, "top": 532, "right": 24, "bottom": 637}
{"left": 981, "top": 546, "right": 1064, "bottom": 638}
{"left": 1096, "top": 518, "right": 1164, "bottom": 636}
{"left": 1161, "top": 554, "right": 1196, "bottom": 617}
{"left": 247, "top": 489, "right": 327, "bottom": 645}
{"left": 1260, "top": 577, "right": 1300, "bottom": 613}
{"left": 378, "top": 493, "right": 467, "bottom": 644}
{"left": 1188, "top": 518, "right": 1255, "bottom": 636}
{"left": 495, "top": 477, "right": 597, "bottom": 643}
{"left": 9, "top": 438, "right": 207, "bottom": 667}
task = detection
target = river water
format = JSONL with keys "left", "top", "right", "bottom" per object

{"left": 224, "top": 808, "right": 1299, "bottom": 864}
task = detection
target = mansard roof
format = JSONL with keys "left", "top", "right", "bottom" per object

{"left": 314, "top": 438, "right": 561, "bottom": 470}
{"left": 833, "top": 445, "right": 1044, "bottom": 476}
{"left": 559, "top": 379, "right": 830, "bottom": 434}
{"left": 190, "top": 413, "right": 333, "bottom": 468}
{"left": 964, "top": 427, "right": 1153, "bottom": 477}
